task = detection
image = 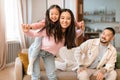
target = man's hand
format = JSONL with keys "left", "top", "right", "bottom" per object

{"left": 96, "top": 68, "right": 106, "bottom": 80}
{"left": 96, "top": 71, "right": 104, "bottom": 80}
{"left": 77, "top": 66, "right": 86, "bottom": 74}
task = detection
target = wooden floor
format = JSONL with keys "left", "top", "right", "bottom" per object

{"left": 0, "top": 63, "right": 15, "bottom": 80}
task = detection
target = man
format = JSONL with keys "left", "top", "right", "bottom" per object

{"left": 74, "top": 27, "right": 117, "bottom": 80}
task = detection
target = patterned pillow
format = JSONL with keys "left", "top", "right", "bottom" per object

{"left": 115, "top": 52, "right": 120, "bottom": 69}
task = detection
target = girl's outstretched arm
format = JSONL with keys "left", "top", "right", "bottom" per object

{"left": 29, "top": 19, "right": 45, "bottom": 30}
{"left": 22, "top": 19, "right": 45, "bottom": 32}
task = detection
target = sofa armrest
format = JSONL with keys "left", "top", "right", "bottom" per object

{"left": 15, "top": 57, "right": 23, "bottom": 80}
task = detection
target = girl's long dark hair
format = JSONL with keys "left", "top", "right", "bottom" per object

{"left": 45, "top": 5, "right": 61, "bottom": 41}
{"left": 56, "top": 9, "right": 76, "bottom": 49}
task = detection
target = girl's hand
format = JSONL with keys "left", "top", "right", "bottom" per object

{"left": 22, "top": 24, "right": 30, "bottom": 33}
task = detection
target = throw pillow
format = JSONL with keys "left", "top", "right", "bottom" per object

{"left": 115, "top": 52, "right": 120, "bottom": 69}
{"left": 18, "top": 53, "right": 29, "bottom": 74}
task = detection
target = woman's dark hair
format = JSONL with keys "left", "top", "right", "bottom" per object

{"left": 56, "top": 9, "right": 76, "bottom": 49}
{"left": 45, "top": 4, "right": 61, "bottom": 38}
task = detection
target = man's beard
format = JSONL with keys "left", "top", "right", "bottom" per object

{"left": 100, "top": 38, "right": 109, "bottom": 45}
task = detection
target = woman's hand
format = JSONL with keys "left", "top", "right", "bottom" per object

{"left": 80, "top": 21, "right": 85, "bottom": 31}
{"left": 75, "top": 20, "right": 85, "bottom": 32}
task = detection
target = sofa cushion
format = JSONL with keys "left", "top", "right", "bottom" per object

{"left": 18, "top": 53, "right": 29, "bottom": 74}
{"left": 23, "top": 70, "right": 78, "bottom": 80}
{"left": 116, "top": 69, "right": 120, "bottom": 80}
{"left": 115, "top": 53, "right": 120, "bottom": 69}
{"left": 56, "top": 70, "right": 78, "bottom": 80}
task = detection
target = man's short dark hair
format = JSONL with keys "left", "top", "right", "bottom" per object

{"left": 104, "top": 27, "right": 115, "bottom": 36}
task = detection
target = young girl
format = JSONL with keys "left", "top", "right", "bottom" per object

{"left": 22, "top": 4, "right": 61, "bottom": 76}
{"left": 22, "top": 8, "right": 85, "bottom": 80}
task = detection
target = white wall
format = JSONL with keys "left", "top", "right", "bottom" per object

{"left": 64, "top": 0, "right": 76, "bottom": 19}
{"left": 47, "top": 0, "right": 64, "bottom": 8}
{"left": 32, "top": 0, "right": 46, "bottom": 22}
{"left": 27, "top": 0, "right": 47, "bottom": 23}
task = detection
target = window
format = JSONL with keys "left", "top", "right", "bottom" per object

{"left": 4, "top": 0, "right": 19, "bottom": 41}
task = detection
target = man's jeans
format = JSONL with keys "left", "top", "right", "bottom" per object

{"left": 77, "top": 69, "right": 117, "bottom": 80}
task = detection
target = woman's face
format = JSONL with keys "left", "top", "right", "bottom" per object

{"left": 60, "top": 11, "right": 71, "bottom": 31}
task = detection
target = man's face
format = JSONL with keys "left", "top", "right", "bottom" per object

{"left": 100, "top": 29, "right": 114, "bottom": 44}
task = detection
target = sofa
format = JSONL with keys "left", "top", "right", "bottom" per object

{"left": 15, "top": 48, "right": 120, "bottom": 80}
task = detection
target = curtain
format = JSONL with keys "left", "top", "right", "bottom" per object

{"left": 15, "top": 0, "right": 28, "bottom": 49}
{"left": 0, "top": 0, "right": 6, "bottom": 71}
{"left": 0, "top": 0, "right": 28, "bottom": 70}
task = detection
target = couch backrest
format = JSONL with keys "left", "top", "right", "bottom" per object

{"left": 39, "top": 57, "right": 45, "bottom": 71}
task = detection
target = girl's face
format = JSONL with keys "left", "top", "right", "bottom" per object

{"left": 60, "top": 11, "right": 71, "bottom": 31}
{"left": 49, "top": 7, "right": 60, "bottom": 22}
